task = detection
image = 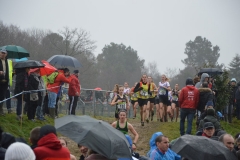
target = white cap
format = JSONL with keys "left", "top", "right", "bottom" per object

{"left": 5, "top": 142, "right": 36, "bottom": 160}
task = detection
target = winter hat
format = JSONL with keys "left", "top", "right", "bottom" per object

{"left": 73, "top": 70, "right": 79, "bottom": 74}
{"left": 39, "top": 125, "right": 57, "bottom": 139}
{"left": 0, "top": 48, "right": 7, "bottom": 54}
{"left": 231, "top": 78, "right": 237, "bottom": 83}
{"left": 207, "top": 108, "right": 215, "bottom": 116}
{"left": 5, "top": 142, "right": 35, "bottom": 160}
{"left": 186, "top": 77, "right": 194, "bottom": 85}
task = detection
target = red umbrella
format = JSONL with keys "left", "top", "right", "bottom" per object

{"left": 40, "top": 60, "right": 57, "bottom": 76}
{"left": 94, "top": 87, "right": 102, "bottom": 91}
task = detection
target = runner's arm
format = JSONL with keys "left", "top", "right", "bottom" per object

{"left": 133, "top": 83, "right": 142, "bottom": 92}
{"left": 128, "top": 123, "right": 139, "bottom": 150}
{"left": 111, "top": 121, "right": 117, "bottom": 128}
{"left": 111, "top": 95, "right": 118, "bottom": 106}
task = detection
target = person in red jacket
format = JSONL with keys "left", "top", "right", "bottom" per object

{"left": 179, "top": 77, "right": 199, "bottom": 136}
{"left": 47, "top": 68, "right": 70, "bottom": 118}
{"left": 68, "top": 70, "right": 80, "bottom": 115}
{"left": 34, "top": 125, "right": 70, "bottom": 160}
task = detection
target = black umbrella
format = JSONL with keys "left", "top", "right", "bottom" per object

{"left": 47, "top": 55, "right": 82, "bottom": 68}
{"left": 55, "top": 115, "right": 132, "bottom": 159}
{"left": 198, "top": 68, "right": 223, "bottom": 76}
{"left": 14, "top": 60, "right": 45, "bottom": 69}
{"left": 171, "top": 135, "right": 237, "bottom": 160}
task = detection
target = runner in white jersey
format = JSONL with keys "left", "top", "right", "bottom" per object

{"left": 158, "top": 74, "right": 171, "bottom": 122}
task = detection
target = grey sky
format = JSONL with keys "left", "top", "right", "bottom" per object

{"left": 0, "top": 0, "right": 239, "bottom": 74}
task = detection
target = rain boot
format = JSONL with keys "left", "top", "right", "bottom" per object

{"left": 49, "top": 108, "right": 55, "bottom": 119}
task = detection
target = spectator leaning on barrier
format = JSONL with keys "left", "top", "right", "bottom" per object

{"left": 47, "top": 68, "right": 70, "bottom": 119}
{"left": 0, "top": 49, "right": 9, "bottom": 116}
{"left": 68, "top": 70, "right": 80, "bottom": 115}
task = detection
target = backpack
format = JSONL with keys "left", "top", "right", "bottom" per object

{"left": 47, "top": 72, "right": 59, "bottom": 84}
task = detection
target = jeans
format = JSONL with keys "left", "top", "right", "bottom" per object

{"left": 5, "top": 89, "right": 11, "bottom": 110}
{"left": 36, "top": 93, "right": 44, "bottom": 118}
{"left": 180, "top": 108, "right": 196, "bottom": 136}
{"left": 48, "top": 91, "right": 57, "bottom": 108}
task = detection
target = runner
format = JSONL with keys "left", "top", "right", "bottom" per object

{"left": 130, "top": 82, "right": 138, "bottom": 119}
{"left": 158, "top": 74, "right": 171, "bottom": 122}
{"left": 109, "top": 84, "right": 119, "bottom": 105}
{"left": 148, "top": 76, "right": 158, "bottom": 121}
{"left": 123, "top": 82, "right": 131, "bottom": 117}
{"left": 111, "top": 85, "right": 130, "bottom": 119}
{"left": 155, "top": 95, "right": 160, "bottom": 121}
{"left": 166, "top": 90, "right": 173, "bottom": 122}
{"left": 134, "top": 74, "right": 151, "bottom": 126}
{"left": 111, "top": 110, "right": 139, "bottom": 150}
{"left": 171, "top": 84, "right": 180, "bottom": 122}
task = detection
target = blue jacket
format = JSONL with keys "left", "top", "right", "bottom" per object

{"left": 147, "top": 132, "right": 163, "bottom": 157}
{"left": 150, "top": 148, "right": 181, "bottom": 160}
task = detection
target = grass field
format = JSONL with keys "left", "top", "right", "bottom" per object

{"left": 0, "top": 113, "right": 240, "bottom": 158}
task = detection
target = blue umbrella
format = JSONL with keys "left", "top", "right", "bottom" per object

{"left": 12, "top": 57, "right": 28, "bottom": 62}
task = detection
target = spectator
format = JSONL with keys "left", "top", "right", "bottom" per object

{"left": 34, "top": 125, "right": 70, "bottom": 160}
{"left": 237, "top": 150, "right": 240, "bottom": 160}
{"left": 14, "top": 68, "right": 30, "bottom": 120}
{"left": 29, "top": 127, "right": 40, "bottom": 149}
{"left": 5, "top": 142, "right": 35, "bottom": 160}
{"left": 47, "top": 68, "right": 70, "bottom": 118}
{"left": 36, "top": 70, "right": 46, "bottom": 121}
{"left": 201, "top": 122, "right": 215, "bottom": 138}
{"left": 147, "top": 132, "right": 163, "bottom": 157}
{"left": 0, "top": 49, "right": 9, "bottom": 116}
{"left": 0, "top": 126, "right": 6, "bottom": 159}
{"left": 78, "top": 144, "right": 88, "bottom": 160}
{"left": 27, "top": 68, "right": 41, "bottom": 121}
{"left": 68, "top": 70, "right": 80, "bottom": 115}
{"left": 179, "top": 77, "right": 199, "bottom": 136}
{"left": 198, "top": 108, "right": 221, "bottom": 132}
{"left": 150, "top": 135, "right": 181, "bottom": 160}
{"left": 219, "top": 134, "right": 236, "bottom": 155}
{"left": 59, "top": 137, "right": 77, "bottom": 160}
{"left": 235, "top": 138, "right": 240, "bottom": 152}
{"left": 0, "top": 132, "right": 16, "bottom": 149}
{"left": 235, "top": 82, "right": 240, "bottom": 120}
{"left": 195, "top": 73, "right": 209, "bottom": 89}
{"left": 224, "top": 78, "right": 237, "bottom": 123}
{"left": 197, "top": 82, "right": 213, "bottom": 113}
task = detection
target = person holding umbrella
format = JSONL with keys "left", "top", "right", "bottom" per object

{"left": 47, "top": 68, "right": 70, "bottom": 119}
{"left": 0, "top": 49, "right": 9, "bottom": 115}
{"left": 68, "top": 70, "right": 80, "bottom": 115}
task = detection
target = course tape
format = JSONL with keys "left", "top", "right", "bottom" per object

{"left": 0, "top": 86, "right": 61, "bottom": 104}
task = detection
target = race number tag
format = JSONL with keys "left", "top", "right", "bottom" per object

{"left": 117, "top": 102, "right": 126, "bottom": 109}
{"left": 172, "top": 95, "right": 178, "bottom": 101}
{"left": 159, "top": 88, "right": 166, "bottom": 95}
{"left": 140, "top": 90, "right": 148, "bottom": 96}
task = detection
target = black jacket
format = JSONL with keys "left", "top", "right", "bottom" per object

{"left": 14, "top": 69, "right": 28, "bottom": 95}
{"left": 229, "top": 85, "right": 237, "bottom": 105}
{"left": 197, "top": 88, "right": 213, "bottom": 112}
{"left": 0, "top": 59, "right": 9, "bottom": 84}
{"left": 0, "top": 147, "right": 6, "bottom": 160}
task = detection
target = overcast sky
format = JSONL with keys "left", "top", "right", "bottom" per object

{"left": 0, "top": 0, "right": 239, "bottom": 74}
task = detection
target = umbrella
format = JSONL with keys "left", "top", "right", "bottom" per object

{"left": 14, "top": 60, "right": 45, "bottom": 69}
{"left": 171, "top": 135, "right": 237, "bottom": 160}
{"left": 94, "top": 87, "right": 102, "bottom": 91}
{"left": 47, "top": 55, "right": 81, "bottom": 68}
{"left": 40, "top": 60, "right": 57, "bottom": 76}
{"left": 55, "top": 115, "right": 132, "bottom": 159}
{"left": 0, "top": 45, "right": 29, "bottom": 59}
{"left": 198, "top": 68, "right": 223, "bottom": 76}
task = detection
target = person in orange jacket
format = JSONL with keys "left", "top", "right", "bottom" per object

{"left": 68, "top": 70, "right": 80, "bottom": 115}
{"left": 47, "top": 68, "right": 70, "bottom": 118}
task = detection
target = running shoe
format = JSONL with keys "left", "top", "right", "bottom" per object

{"left": 141, "top": 121, "right": 144, "bottom": 126}
{"left": 133, "top": 116, "right": 136, "bottom": 119}
{"left": 146, "top": 119, "right": 149, "bottom": 123}
{"left": 160, "top": 118, "right": 163, "bottom": 122}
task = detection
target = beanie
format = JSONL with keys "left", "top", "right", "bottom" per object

{"left": 231, "top": 78, "right": 237, "bottom": 83}
{"left": 5, "top": 142, "right": 35, "bottom": 160}
{"left": 39, "top": 125, "right": 57, "bottom": 139}
{"left": 186, "top": 77, "right": 193, "bottom": 85}
{"left": 73, "top": 70, "right": 79, "bottom": 74}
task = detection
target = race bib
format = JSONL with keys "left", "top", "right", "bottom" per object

{"left": 117, "top": 102, "right": 126, "bottom": 109}
{"left": 172, "top": 95, "right": 178, "bottom": 101}
{"left": 132, "top": 93, "right": 137, "bottom": 98}
{"left": 140, "top": 90, "right": 148, "bottom": 96}
{"left": 159, "top": 88, "right": 166, "bottom": 95}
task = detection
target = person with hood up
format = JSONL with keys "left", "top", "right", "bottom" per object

{"left": 179, "top": 77, "right": 199, "bottom": 136}
{"left": 33, "top": 125, "right": 70, "bottom": 160}
{"left": 195, "top": 73, "right": 209, "bottom": 89}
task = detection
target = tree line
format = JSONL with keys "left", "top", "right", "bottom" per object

{"left": 0, "top": 21, "right": 239, "bottom": 94}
